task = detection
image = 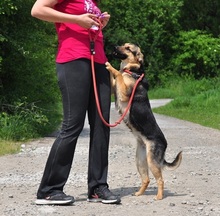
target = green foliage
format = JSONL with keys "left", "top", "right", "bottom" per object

{"left": 0, "top": 97, "right": 49, "bottom": 140}
{"left": 150, "top": 77, "right": 220, "bottom": 130}
{"left": 0, "top": 0, "right": 17, "bottom": 72}
{"left": 100, "top": 0, "right": 183, "bottom": 85}
{"left": 0, "top": 0, "right": 61, "bottom": 140}
{"left": 170, "top": 30, "right": 220, "bottom": 78}
{"left": 1, "top": 0, "right": 220, "bottom": 142}
{"left": 100, "top": 0, "right": 220, "bottom": 85}
{"left": 0, "top": 0, "right": 17, "bottom": 15}
{"left": 180, "top": 0, "right": 220, "bottom": 37}
{"left": 1, "top": 0, "right": 58, "bottom": 103}
{"left": 149, "top": 75, "right": 219, "bottom": 97}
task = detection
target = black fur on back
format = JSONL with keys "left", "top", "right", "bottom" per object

{"left": 129, "top": 68, "right": 167, "bottom": 162}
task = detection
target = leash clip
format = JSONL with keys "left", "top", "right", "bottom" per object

{"left": 131, "top": 73, "right": 141, "bottom": 79}
{"left": 90, "top": 41, "right": 95, "bottom": 55}
{"left": 123, "top": 69, "right": 141, "bottom": 80}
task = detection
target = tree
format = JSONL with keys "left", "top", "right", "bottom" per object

{"left": 1, "top": 0, "right": 220, "bottom": 140}
{"left": 100, "top": 0, "right": 183, "bottom": 85}
{"left": 171, "top": 30, "right": 220, "bottom": 78}
{"left": 0, "top": 0, "right": 61, "bottom": 139}
{"left": 180, "top": 0, "right": 220, "bottom": 37}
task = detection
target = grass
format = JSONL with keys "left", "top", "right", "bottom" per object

{"left": 1, "top": 76, "right": 219, "bottom": 156}
{"left": 0, "top": 140, "right": 22, "bottom": 156}
{"left": 0, "top": 102, "right": 62, "bottom": 156}
{"left": 149, "top": 76, "right": 220, "bottom": 130}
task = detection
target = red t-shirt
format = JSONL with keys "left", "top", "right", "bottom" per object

{"left": 54, "top": 0, "right": 107, "bottom": 64}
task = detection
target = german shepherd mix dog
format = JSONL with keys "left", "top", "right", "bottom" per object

{"left": 105, "top": 43, "right": 182, "bottom": 200}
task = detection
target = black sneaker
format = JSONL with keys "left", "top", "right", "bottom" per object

{"left": 87, "top": 186, "right": 121, "bottom": 204}
{"left": 35, "top": 192, "right": 75, "bottom": 205}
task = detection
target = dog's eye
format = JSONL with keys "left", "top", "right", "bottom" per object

{"left": 125, "top": 47, "right": 137, "bottom": 56}
{"left": 125, "top": 47, "right": 134, "bottom": 53}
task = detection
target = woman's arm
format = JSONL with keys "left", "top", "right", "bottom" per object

{"left": 31, "top": 0, "right": 100, "bottom": 29}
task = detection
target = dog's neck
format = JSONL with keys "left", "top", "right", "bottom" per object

{"left": 120, "top": 61, "right": 144, "bottom": 75}
{"left": 120, "top": 61, "right": 128, "bottom": 71}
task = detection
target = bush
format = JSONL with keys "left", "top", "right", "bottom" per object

{"left": 0, "top": 0, "right": 62, "bottom": 140}
{"left": 170, "top": 30, "right": 220, "bottom": 78}
{"left": 179, "top": 0, "right": 220, "bottom": 37}
{"left": 0, "top": 97, "right": 49, "bottom": 140}
{"left": 100, "top": 0, "right": 183, "bottom": 86}
{"left": 150, "top": 76, "right": 220, "bottom": 130}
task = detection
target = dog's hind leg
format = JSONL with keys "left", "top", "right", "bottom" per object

{"left": 135, "top": 138, "right": 150, "bottom": 196}
{"left": 147, "top": 150, "right": 164, "bottom": 200}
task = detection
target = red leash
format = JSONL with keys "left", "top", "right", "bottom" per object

{"left": 89, "top": 19, "right": 144, "bottom": 127}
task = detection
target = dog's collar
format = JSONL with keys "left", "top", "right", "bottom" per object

{"left": 123, "top": 69, "right": 143, "bottom": 80}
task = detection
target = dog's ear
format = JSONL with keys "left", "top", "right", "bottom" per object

{"left": 133, "top": 44, "right": 144, "bottom": 64}
{"left": 137, "top": 51, "right": 144, "bottom": 64}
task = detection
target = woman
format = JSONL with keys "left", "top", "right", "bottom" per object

{"left": 31, "top": 0, "right": 121, "bottom": 205}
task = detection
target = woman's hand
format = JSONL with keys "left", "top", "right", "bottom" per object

{"left": 76, "top": 13, "right": 100, "bottom": 29}
{"left": 76, "top": 12, "right": 110, "bottom": 29}
{"left": 100, "top": 12, "right": 110, "bottom": 29}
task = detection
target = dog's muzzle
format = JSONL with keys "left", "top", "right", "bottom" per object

{"left": 112, "top": 46, "right": 128, "bottom": 60}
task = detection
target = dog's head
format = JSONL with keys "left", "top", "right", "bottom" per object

{"left": 112, "top": 43, "right": 144, "bottom": 72}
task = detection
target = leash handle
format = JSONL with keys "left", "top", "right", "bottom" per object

{"left": 90, "top": 41, "right": 95, "bottom": 55}
{"left": 88, "top": 17, "right": 102, "bottom": 55}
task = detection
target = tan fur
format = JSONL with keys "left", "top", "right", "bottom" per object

{"left": 106, "top": 43, "right": 182, "bottom": 200}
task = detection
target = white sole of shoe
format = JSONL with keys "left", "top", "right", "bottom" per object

{"left": 87, "top": 198, "right": 120, "bottom": 204}
{"left": 35, "top": 199, "right": 73, "bottom": 205}
{"left": 101, "top": 199, "right": 120, "bottom": 204}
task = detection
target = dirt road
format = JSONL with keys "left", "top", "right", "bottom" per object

{"left": 0, "top": 99, "right": 220, "bottom": 216}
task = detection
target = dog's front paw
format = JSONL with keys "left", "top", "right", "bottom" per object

{"left": 105, "top": 62, "right": 112, "bottom": 70}
{"left": 105, "top": 62, "right": 115, "bottom": 74}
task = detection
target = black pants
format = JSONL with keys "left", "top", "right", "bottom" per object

{"left": 37, "top": 58, "right": 111, "bottom": 198}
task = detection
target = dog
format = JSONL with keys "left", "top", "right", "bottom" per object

{"left": 105, "top": 43, "right": 182, "bottom": 200}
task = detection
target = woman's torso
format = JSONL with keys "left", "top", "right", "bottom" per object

{"left": 55, "top": 0, "right": 107, "bottom": 64}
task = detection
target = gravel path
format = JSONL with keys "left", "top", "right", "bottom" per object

{"left": 0, "top": 99, "right": 220, "bottom": 216}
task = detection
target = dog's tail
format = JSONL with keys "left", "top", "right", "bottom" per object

{"left": 163, "top": 151, "right": 182, "bottom": 171}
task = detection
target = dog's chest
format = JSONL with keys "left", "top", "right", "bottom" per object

{"left": 115, "top": 100, "right": 130, "bottom": 123}
{"left": 116, "top": 100, "right": 144, "bottom": 138}
{"left": 116, "top": 100, "right": 139, "bottom": 133}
